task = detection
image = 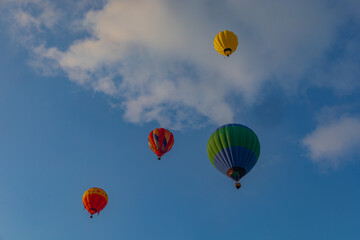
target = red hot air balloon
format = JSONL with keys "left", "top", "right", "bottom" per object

{"left": 148, "top": 128, "right": 174, "bottom": 160}
{"left": 82, "top": 187, "right": 108, "bottom": 218}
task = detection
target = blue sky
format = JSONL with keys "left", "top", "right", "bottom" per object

{"left": 1, "top": 0, "right": 360, "bottom": 239}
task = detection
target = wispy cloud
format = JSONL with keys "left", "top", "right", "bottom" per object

{"left": 14, "top": 10, "right": 40, "bottom": 29}
{"left": 312, "top": 34, "right": 360, "bottom": 95}
{"left": 3, "top": 0, "right": 360, "bottom": 129}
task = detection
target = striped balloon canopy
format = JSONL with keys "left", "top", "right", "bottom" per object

{"left": 148, "top": 128, "right": 174, "bottom": 160}
{"left": 207, "top": 124, "right": 260, "bottom": 188}
{"left": 82, "top": 187, "right": 108, "bottom": 218}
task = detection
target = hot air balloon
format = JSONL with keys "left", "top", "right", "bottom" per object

{"left": 148, "top": 128, "right": 174, "bottom": 160}
{"left": 214, "top": 30, "right": 238, "bottom": 57}
{"left": 207, "top": 123, "right": 260, "bottom": 189}
{"left": 82, "top": 187, "right": 108, "bottom": 218}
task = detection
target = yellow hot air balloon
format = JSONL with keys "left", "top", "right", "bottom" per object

{"left": 214, "top": 30, "right": 238, "bottom": 57}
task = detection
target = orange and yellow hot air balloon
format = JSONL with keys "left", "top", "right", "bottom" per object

{"left": 82, "top": 187, "right": 108, "bottom": 218}
{"left": 148, "top": 128, "right": 174, "bottom": 160}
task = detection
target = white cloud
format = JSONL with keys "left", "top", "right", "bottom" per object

{"left": 302, "top": 116, "right": 360, "bottom": 169}
{"left": 4, "top": 0, "right": 360, "bottom": 128}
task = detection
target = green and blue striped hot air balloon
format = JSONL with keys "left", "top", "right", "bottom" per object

{"left": 207, "top": 123, "right": 260, "bottom": 189}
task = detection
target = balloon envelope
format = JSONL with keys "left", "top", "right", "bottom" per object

{"left": 148, "top": 128, "right": 174, "bottom": 159}
{"left": 214, "top": 30, "right": 238, "bottom": 57}
{"left": 207, "top": 124, "right": 260, "bottom": 182}
{"left": 82, "top": 187, "right": 108, "bottom": 217}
